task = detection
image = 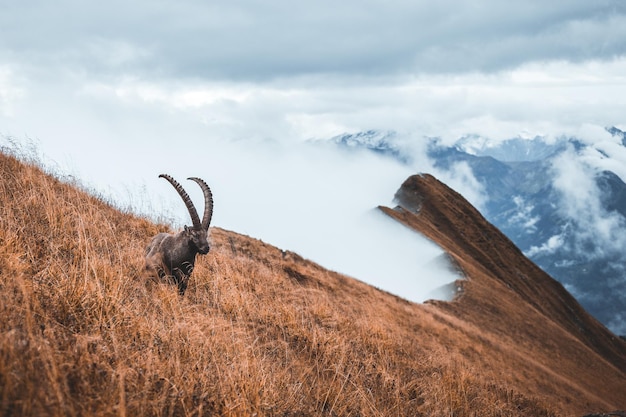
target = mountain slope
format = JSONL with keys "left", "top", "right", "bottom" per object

{"left": 428, "top": 136, "right": 626, "bottom": 334}
{"left": 330, "top": 128, "right": 626, "bottom": 335}
{"left": 0, "top": 151, "right": 625, "bottom": 416}
{"left": 382, "top": 174, "right": 626, "bottom": 368}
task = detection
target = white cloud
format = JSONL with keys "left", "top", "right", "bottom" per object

{"left": 432, "top": 161, "right": 487, "bottom": 211}
{"left": 510, "top": 196, "right": 539, "bottom": 232}
{"left": 550, "top": 145, "right": 626, "bottom": 258}
{"left": 2, "top": 1, "right": 625, "bottom": 81}
{"left": 3, "top": 51, "right": 626, "bottom": 151}
{"left": 568, "top": 131, "right": 626, "bottom": 185}
{"left": 526, "top": 234, "right": 564, "bottom": 257}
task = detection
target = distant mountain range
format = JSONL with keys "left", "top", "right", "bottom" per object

{"left": 329, "top": 127, "right": 626, "bottom": 335}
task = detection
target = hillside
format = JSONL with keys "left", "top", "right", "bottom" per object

{"left": 428, "top": 135, "right": 626, "bottom": 335}
{"left": 332, "top": 128, "right": 626, "bottom": 335}
{"left": 0, "top": 151, "right": 625, "bottom": 416}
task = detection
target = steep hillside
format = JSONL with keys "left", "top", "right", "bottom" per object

{"left": 0, "top": 151, "right": 625, "bottom": 416}
{"left": 382, "top": 174, "right": 626, "bottom": 411}
{"left": 331, "top": 128, "right": 626, "bottom": 335}
{"left": 428, "top": 138, "right": 626, "bottom": 335}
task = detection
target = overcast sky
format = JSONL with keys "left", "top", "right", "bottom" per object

{"left": 1, "top": 1, "right": 625, "bottom": 301}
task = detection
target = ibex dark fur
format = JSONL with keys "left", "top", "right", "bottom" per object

{"left": 144, "top": 174, "right": 213, "bottom": 295}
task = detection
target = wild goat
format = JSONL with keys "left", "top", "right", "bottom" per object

{"left": 143, "top": 174, "right": 213, "bottom": 295}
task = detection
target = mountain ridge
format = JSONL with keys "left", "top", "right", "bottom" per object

{"left": 381, "top": 174, "right": 625, "bottom": 368}
{"left": 329, "top": 128, "right": 626, "bottom": 335}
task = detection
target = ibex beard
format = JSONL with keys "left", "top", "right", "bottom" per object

{"left": 143, "top": 174, "right": 214, "bottom": 295}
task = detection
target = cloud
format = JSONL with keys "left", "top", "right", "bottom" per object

{"left": 2, "top": 1, "right": 625, "bottom": 82}
{"left": 509, "top": 196, "right": 539, "bottom": 232}
{"left": 550, "top": 145, "right": 626, "bottom": 259}
{"left": 3, "top": 35, "right": 626, "bottom": 150}
{"left": 431, "top": 161, "right": 487, "bottom": 211}
{"left": 168, "top": 138, "right": 461, "bottom": 303}
{"left": 526, "top": 234, "right": 565, "bottom": 257}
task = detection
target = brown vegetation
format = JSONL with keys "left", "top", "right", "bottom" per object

{"left": 0, "top": 152, "right": 624, "bottom": 416}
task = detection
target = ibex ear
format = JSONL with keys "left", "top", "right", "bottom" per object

{"left": 184, "top": 225, "right": 190, "bottom": 233}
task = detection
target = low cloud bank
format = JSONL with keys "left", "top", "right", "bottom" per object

{"left": 550, "top": 144, "right": 626, "bottom": 260}
{"left": 180, "top": 139, "right": 463, "bottom": 303}
{"left": 320, "top": 208, "right": 461, "bottom": 302}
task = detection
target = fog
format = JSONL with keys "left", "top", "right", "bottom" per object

{"left": 198, "top": 139, "right": 462, "bottom": 302}
{"left": 549, "top": 142, "right": 626, "bottom": 260}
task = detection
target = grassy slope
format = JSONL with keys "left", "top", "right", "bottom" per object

{"left": 381, "top": 174, "right": 626, "bottom": 413}
{"left": 0, "top": 152, "right": 624, "bottom": 416}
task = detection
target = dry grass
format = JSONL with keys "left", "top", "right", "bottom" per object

{"left": 0, "top": 149, "right": 623, "bottom": 416}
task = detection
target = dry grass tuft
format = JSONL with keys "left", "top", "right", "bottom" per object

{"left": 0, "top": 149, "right": 623, "bottom": 416}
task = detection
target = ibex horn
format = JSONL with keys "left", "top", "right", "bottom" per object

{"left": 187, "top": 177, "right": 213, "bottom": 230}
{"left": 159, "top": 174, "right": 201, "bottom": 229}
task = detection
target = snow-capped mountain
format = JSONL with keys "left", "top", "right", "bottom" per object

{"left": 328, "top": 127, "right": 626, "bottom": 335}
{"left": 453, "top": 135, "right": 567, "bottom": 162}
{"left": 329, "top": 130, "right": 410, "bottom": 163}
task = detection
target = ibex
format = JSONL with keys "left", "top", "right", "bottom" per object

{"left": 144, "top": 174, "right": 213, "bottom": 295}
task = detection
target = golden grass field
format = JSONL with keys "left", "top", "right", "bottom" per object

{"left": 0, "top": 148, "right": 624, "bottom": 416}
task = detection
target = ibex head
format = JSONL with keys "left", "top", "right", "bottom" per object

{"left": 181, "top": 225, "right": 210, "bottom": 255}
{"left": 159, "top": 174, "right": 213, "bottom": 254}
